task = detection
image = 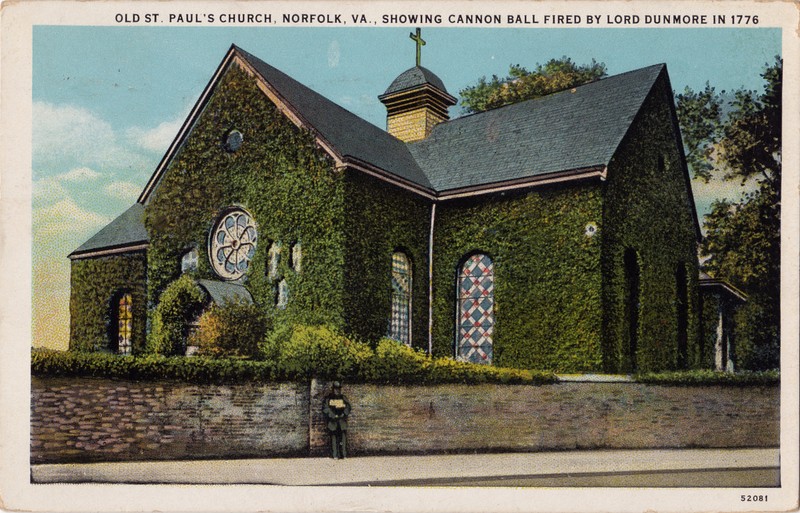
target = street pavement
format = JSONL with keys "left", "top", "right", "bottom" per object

{"left": 31, "top": 447, "right": 780, "bottom": 487}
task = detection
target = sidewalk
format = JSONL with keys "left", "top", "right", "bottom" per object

{"left": 31, "top": 447, "right": 780, "bottom": 487}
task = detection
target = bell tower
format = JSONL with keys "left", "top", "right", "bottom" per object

{"left": 378, "top": 28, "right": 457, "bottom": 143}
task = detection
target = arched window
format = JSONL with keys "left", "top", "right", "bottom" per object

{"left": 388, "top": 252, "right": 412, "bottom": 345}
{"left": 276, "top": 278, "right": 289, "bottom": 309}
{"left": 181, "top": 247, "right": 198, "bottom": 273}
{"left": 457, "top": 254, "right": 494, "bottom": 364}
{"left": 116, "top": 293, "right": 133, "bottom": 355}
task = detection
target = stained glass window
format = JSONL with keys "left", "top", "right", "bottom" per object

{"left": 117, "top": 293, "right": 133, "bottom": 355}
{"left": 277, "top": 278, "right": 289, "bottom": 309}
{"left": 181, "top": 247, "right": 198, "bottom": 272}
{"left": 208, "top": 208, "right": 257, "bottom": 280}
{"left": 290, "top": 242, "right": 302, "bottom": 273}
{"left": 457, "top": 254, "right": 494, "bottom": 364}
{"left": 388, "top": 252, "right": 412, "bottom": 345}
{"left": 268, "top": 241, "right": 282, "bottom": 280}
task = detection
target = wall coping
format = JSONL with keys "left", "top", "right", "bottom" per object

{"left": 557, "top": 373, "right": 633, "bottom": 383}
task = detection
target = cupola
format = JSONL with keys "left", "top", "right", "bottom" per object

{"left": 378, "top": 29, "right": 457, "bottom": 143}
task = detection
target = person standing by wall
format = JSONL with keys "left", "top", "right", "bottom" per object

{"left": 322, "top": 381, "right": 351, "bottom": 459}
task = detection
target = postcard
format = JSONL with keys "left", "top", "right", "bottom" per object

{"left": 1, "top": 1, "right": 798, "bottom": 511}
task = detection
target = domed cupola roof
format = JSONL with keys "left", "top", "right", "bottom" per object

{"left": 383, "top": 66, "right": 450, "bottom": 96}
{"left": 378, "top": 29, "right": 457, "bottom": 142}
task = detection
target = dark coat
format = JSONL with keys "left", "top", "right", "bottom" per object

{"left": 322, "top": 393, "right": 351, "bottom": 432}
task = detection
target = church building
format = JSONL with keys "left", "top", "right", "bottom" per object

{"left": 69, "top": 39, "right": 707, "bottom": 373}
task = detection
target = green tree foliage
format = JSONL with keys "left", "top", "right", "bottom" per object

{"left": 678, "top": 57, "right": 782, "bottom": 369}
{"left": 191, "top": 299, "right": 270, "bottom": 359}
{"left": 459, "top": 57, "right": 607, "bottom": 113}
{"left": 674, "top": 83, "right": 722, "bottom": 182}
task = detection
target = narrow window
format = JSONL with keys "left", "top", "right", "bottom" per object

{"left": 290, "top": 241, "right": 302, "bottom": 273}
{"left": 268, "top": 241, "right": 282, "bottom": 280}
{"left": 276, "top": 279, "right": 289, "bottom": 309}
{"left": 117, "top": 293, "right": 133, "bottom": 355}
{"left": 676, "top": 263, "right": 689, "bottom": 368}
{"left": 456, "top": 254, "right": 494, "bottom": 364}
{"left": 388, "top": 252, "right": 412, "bottom": 345}
{"left": 181, "top": 247, "right": 198, "bottom": 273}
{"left": 624, "top": 249, "right": 640, "bottom": 372}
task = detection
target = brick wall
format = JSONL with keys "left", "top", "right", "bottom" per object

{"left": 31, "top": 377, "right": 309, "bottom": 463}
{"left": 32, "top": 377, "right": 779, "bottom": 463}
{"left": 310, "top": 381, "right": 779, "bottom": 455}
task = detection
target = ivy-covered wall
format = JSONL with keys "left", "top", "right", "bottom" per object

{"left": 341, "top": 171, "right": 432, "bottom": 346}
{"left": 69, "top": 252, "right": 147, "bottom": 353}
{"left": 432, "top": 184, "right": 604, "bottom": 372}
{"left": 601, "top": 71, "right": 701, "bottom": 373}
{"left": 144, "top": 62, "right": 347, "bottom": 336}
{"left": 69, "top": 58, "right": 701, "bottom": 376}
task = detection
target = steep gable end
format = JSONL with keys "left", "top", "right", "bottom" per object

{"left": 138, "top": 45, "right": 431, "bottom": 204}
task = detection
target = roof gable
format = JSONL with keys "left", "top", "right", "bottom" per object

{"left": 138, "top": 45, "right": 432, "bottom": 204}
{"left": 138, "top": 45, "right": 667, "bottom": 202}
{"left": 408, "top": 64, "right": 665, "bottom": 193}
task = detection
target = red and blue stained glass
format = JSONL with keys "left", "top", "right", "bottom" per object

{"left": 457, "top": 254, "right": 494, "bottom": 364}
{"left": 388, "top": 252, "right": 412, "bottom": 345}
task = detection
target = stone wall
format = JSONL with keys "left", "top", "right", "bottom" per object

{"left": 32, "top": 377, "right": 779, "bottom": 463}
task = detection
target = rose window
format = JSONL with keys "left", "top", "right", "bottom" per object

{"left": 208, "top": 208, "right": 258, "bottom": 280}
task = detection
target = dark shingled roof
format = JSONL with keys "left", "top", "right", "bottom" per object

{"left": 383, "top": 66, "right": 450, "bottom": 96}
{"left": 70, "top": 203, "right": 148, "bottom": 258}
{"left": 235, "top": 46, "right": 432, "bottom": 189}
{"left": 196, "top": 279, "right": 254, "bottom": 305}
{"left": 408, "top": 64, "right": 665, "bottom": 192}
{"left": 77, "top": 51, "right": 671, "bottom": 257}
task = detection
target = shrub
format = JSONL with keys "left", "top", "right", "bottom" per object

{"left": 31, "top": 348, "right": 280, "bottom": 384}
{"left": 147, "top": 275, "right": 207, "bottom": 355}
{"left": 275, "top": 325, "right": 373, "bottom": 380}
{"left": 635, "top": 369, "right": 780, "bottom": 386}
{"left": 366, "top": 339, "right": 429, "bottom": 384}
{"left": 190, "top": 299, "right": 270, "bottom": 359}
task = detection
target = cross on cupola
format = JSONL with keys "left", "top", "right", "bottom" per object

{"left": 379, "top": 28, "right": 456, "bottom": 142}
{"left": 409, "top": 27, "right": 425, "bottom": 66}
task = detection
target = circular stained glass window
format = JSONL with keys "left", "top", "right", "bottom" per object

{"left": 224, "top": 129, "right": 244, "bottom": 152}
{"left": 208, "top": 208, "right": 258, "bottom": 280}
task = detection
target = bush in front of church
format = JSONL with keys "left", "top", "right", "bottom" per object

{"left": 365, "top": 338, "right": 429, "bottom": 383}
{"left": 266, "top": 324, "right": 373, "bottom": 380}
{"left": 147, "top": 275, "right": 207, "bottom": 355}
{"left": 190, "top": 299, "right": 270, "bottom": 359}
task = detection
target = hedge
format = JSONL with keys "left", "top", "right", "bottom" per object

{"left": 635, "top": 369, "right": 780, "bottom": 386}
{"left": 32, "top": 343, "right": 557, "bottom": 386}
{"left": 34, "top": 348, "right": 779, "bottom": 387}
{"left": 31, "top": 348, "right": 279, "bottom": 384}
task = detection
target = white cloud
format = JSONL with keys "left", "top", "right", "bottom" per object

{"left": 127, "top": 117, "right": 184, "bottom": 153}
{"left": 57, "top": 167, "right": 101, "bottom": 181}
{"left": 32, "top": 101, "right": 151, "bottom": 171}
{"left": 104, "top": 181, "right": 142, "bottom": 201}
{"left": 33, "top": 197, "right": 110, "bottom": 237}
{"left": 32, "top": 175, "right": 67, "bottom": 203}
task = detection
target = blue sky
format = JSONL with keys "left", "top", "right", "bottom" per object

{"left": 32, "top": 26, "right": 781, "bottom": 349}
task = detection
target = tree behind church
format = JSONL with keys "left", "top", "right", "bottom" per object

{"left": 676, "top": 57, "right": 781, "bottom": 370}
{"left": 459, "top": 57, "right": 607, "bottom": 113}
